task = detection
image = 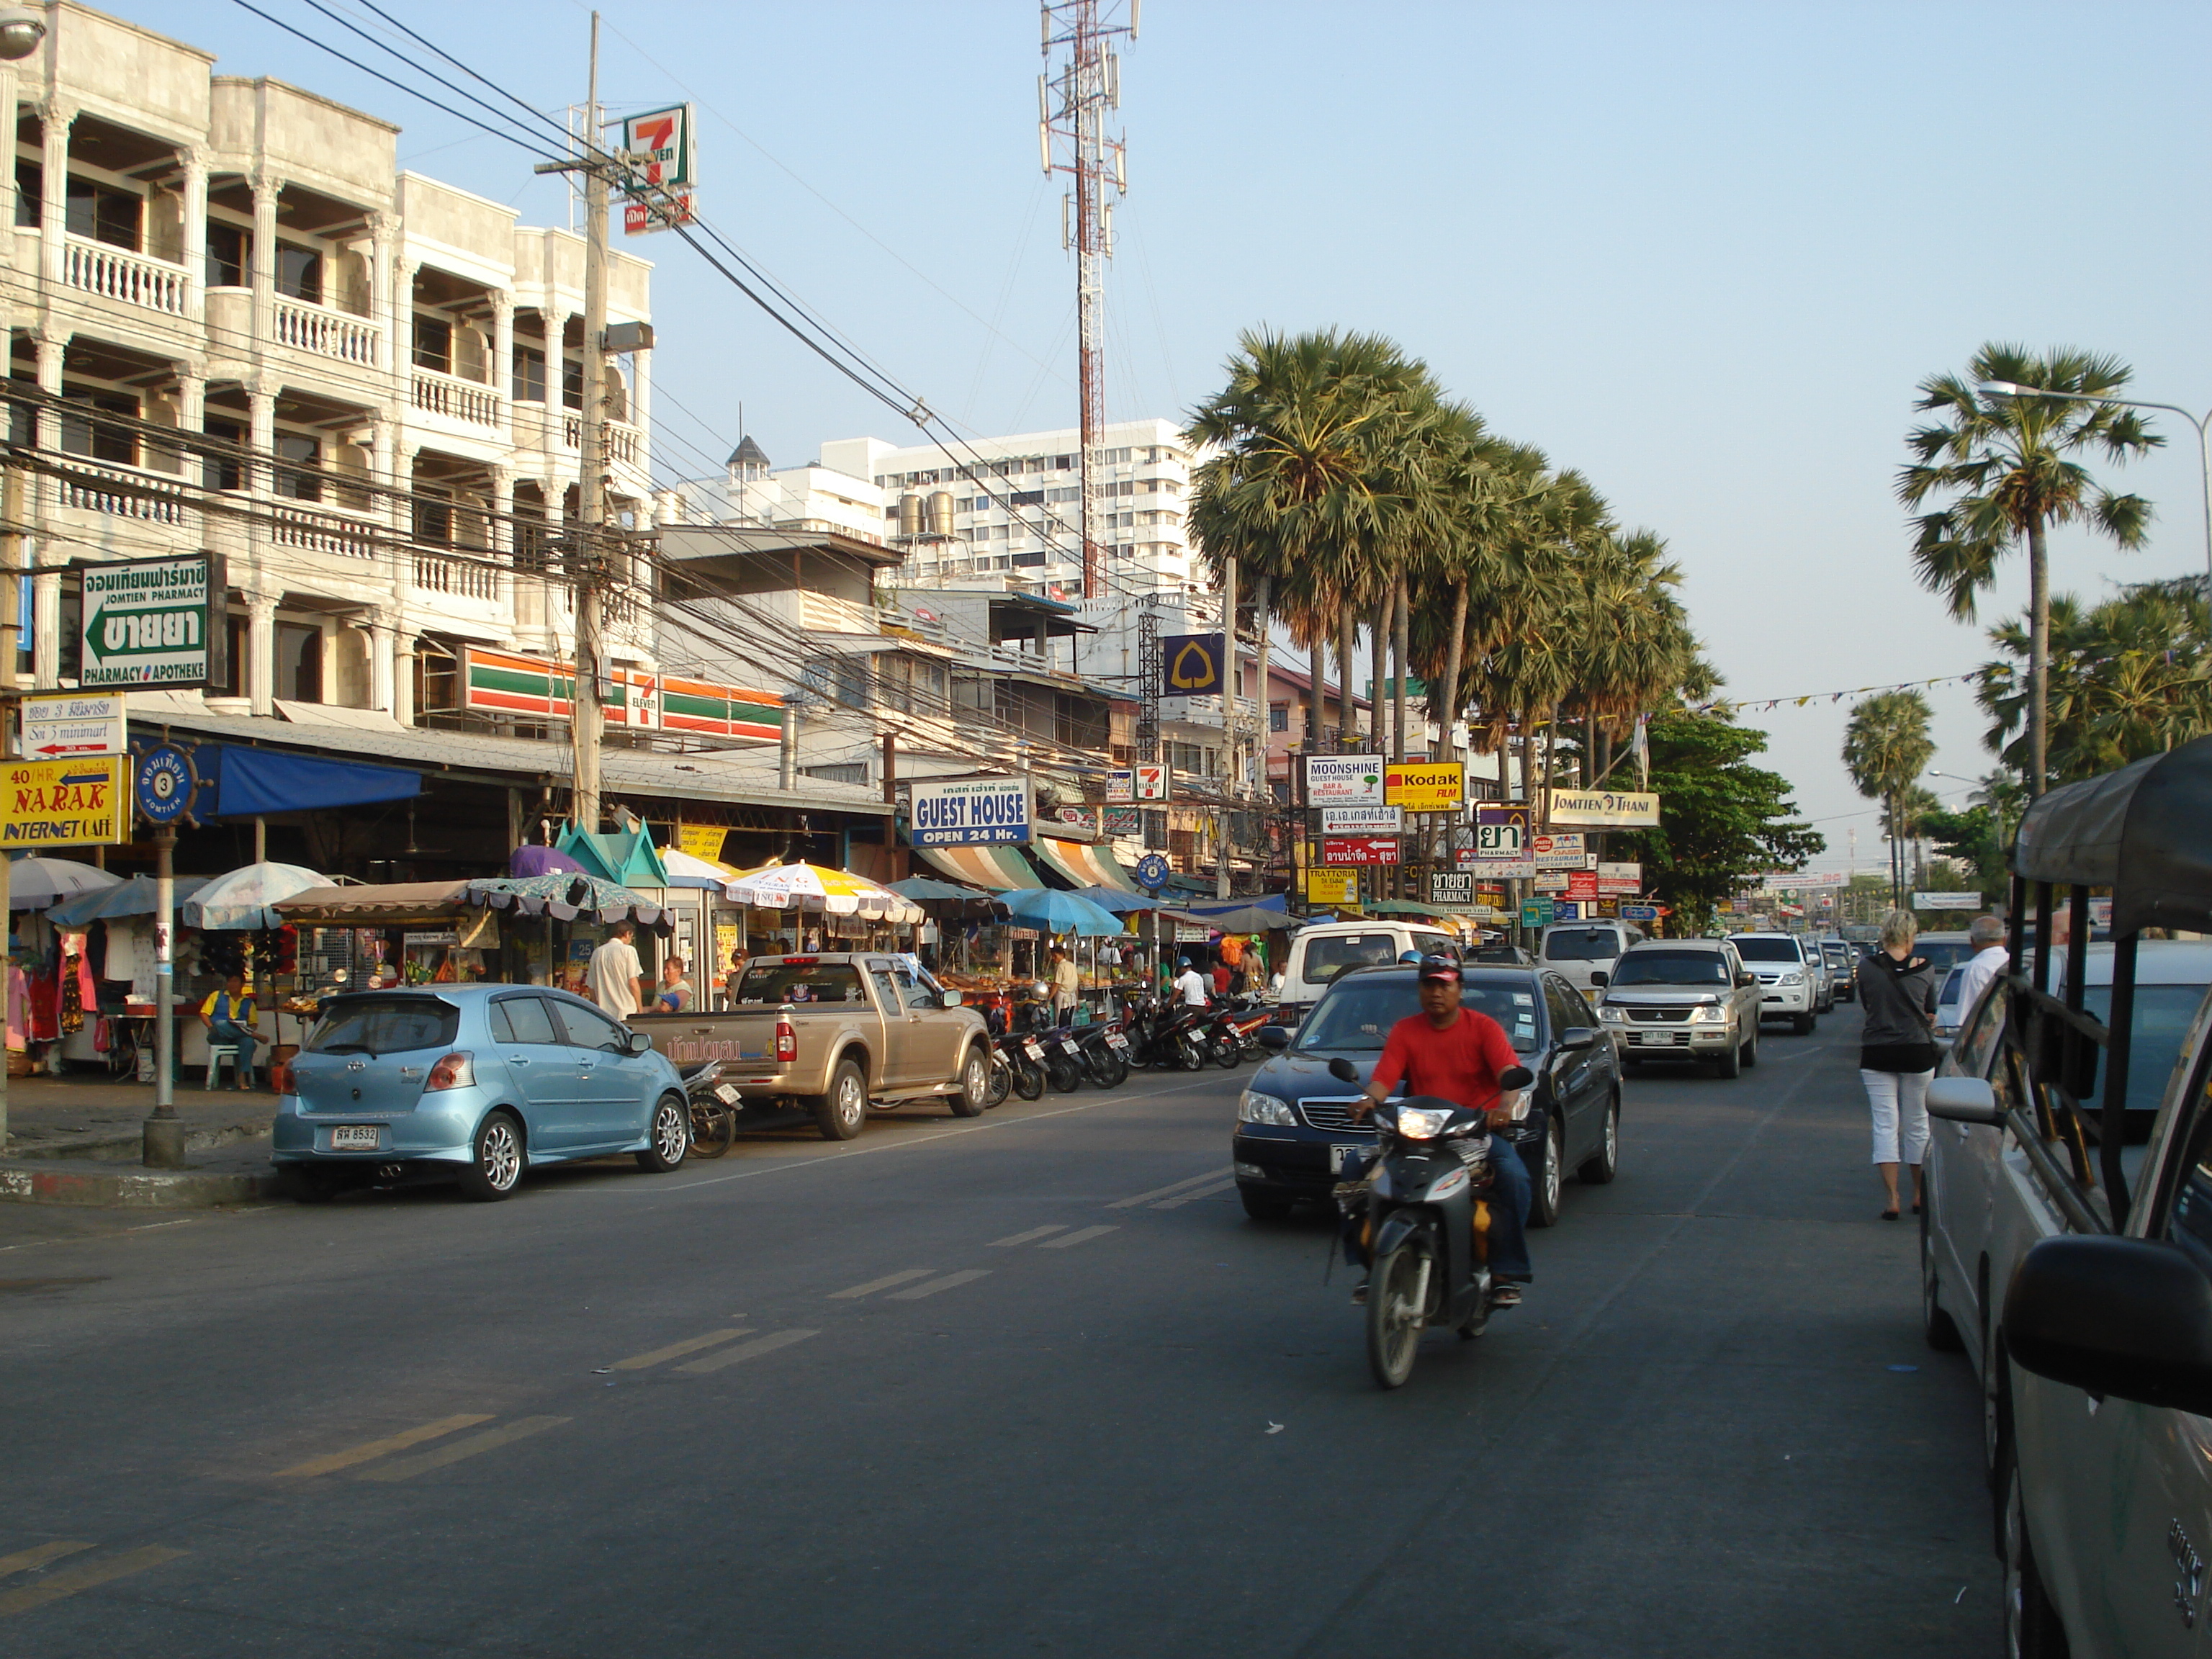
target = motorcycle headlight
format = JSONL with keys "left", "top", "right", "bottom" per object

{"left": 1237, "top": 1090, "right": 1295, "bottom": 1126}
{"left": 1599, "top": 1004, "right": 1629, "bottom": 1024}
{"left": 1394, "top": 1105, "right": 1452, "bottom": 1140}
{"left": 1780, "top": 971, "right": 1804, "bottom": 986}
{"left": 1686, "top": 1001, "right": 1727, "bottom": 1023}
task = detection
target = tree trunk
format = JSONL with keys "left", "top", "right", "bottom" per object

{"left": 2027, "top": 518, "right": 2049, "bottom": 796}
{"left": 1439, "top": 577, "right": 1467, "bottom": 767}
{"left": 1337, "top": 603, "right": 1357, "bottom": 746}
{"left": 1392, "top": 572, "right": 1410, "bottom": 761}
{"left": 1370, "top": 590, "right": 1390, "bottom": 749}
{"left": 1251, "top": 573, "right": 1272, "bottom": 786}
{"left": 1308, "top": 639, "right": 1324, "bottom": 750}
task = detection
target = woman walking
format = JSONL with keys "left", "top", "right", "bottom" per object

{"left": 1856, "top": 909, "right": 1941, "bottom": 1220}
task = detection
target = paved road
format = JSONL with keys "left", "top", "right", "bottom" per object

{"left": 0, "top": 1011, "right": 1997, "bottom": 1655}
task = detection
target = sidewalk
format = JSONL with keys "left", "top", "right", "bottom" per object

{"left": 0, "top": 1072, "right": 282, "bottom": 1208}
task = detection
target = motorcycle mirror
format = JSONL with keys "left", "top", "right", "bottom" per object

{"left": 1498, "top": 1064, "right": 1534, "bottom": 1092}
{"left": 1327, "top": 1056, "right": 1361, "bottom": 1084}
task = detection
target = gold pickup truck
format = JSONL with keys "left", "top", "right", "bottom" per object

{"left": 631, "top": 953, "right": 992, "bottom": 1140}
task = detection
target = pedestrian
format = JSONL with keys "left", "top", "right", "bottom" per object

{"left": 1048, "top": 943, "right": 1079, "bottom": 1020}
{"left": 197, "top": 971, "right": 258, "bottom": 1090}
{"left": 587, "top": 921, "right": 644, "bottom": 1020}
{"left": 656, "top": 956, "right": 693, "bottom": 1013}
{"left": 1173, "top": 955, "right": 1211, "bottom": 1009}
{"left": 1953, "top": 913, "right": 2010, "bottom": 1027}
{"left": 1856, "top": 908, "right": 1941, "bottom": 1221}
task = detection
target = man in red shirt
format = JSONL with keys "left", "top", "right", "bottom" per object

{"left": 1357, "top": 957, "right": 1535, "bottom": 1295}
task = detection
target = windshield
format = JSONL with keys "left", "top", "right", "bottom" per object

{"left": 1915, "top": 940, "right": 1974, "bottom": 974}
{"left": 1295, "top": 976, "right": 1541, "bottom": 1054}
{"left": 736, "top": 962, "right": 866, "bottom": 1004}
{"left": 1822, "top": 944, "right": 1852, "bottom": 967}
{"left": 1300, "top": 934, "right": 1405, "bottom": 986}
{"left": 1611, "top": 950, "right": 1732, "bottom": 988}
{"left": 1936, "top": 967, "right": 1965, "bottom": 1011}
{"left": 2079, "top": 984, "right": 2210, "bottom": 1112}
{"left": 1543, "top": 929, "right": 1622, "bottom": 962}
{"left": 1730, "top": 937, "right": 1802, "bottom": 963}
{"left": 305, "top": 995, "right": 460, "bottom": 1056}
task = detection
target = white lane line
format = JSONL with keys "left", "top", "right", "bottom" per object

{"left": 676, "top": 1328, "right": 819, "bottom": 1373}
{"left": 1038, "top": 1224, "right": 1118, "bottom": 1249}
{"left": 886, "top": 1268, "right": 992, "bottom": 1300}
{"left": 0, "top": 1541, "right": 92, "bottom": 1578}
{"left": 276, "top": 1413, "right": 495, "bottom": 1478}
{"left": 353, "top": 1416, "right": 570, "bottom": 1483}
{"left": 610, "top": 1328, "right": 748, "bottom": 1370}
{"left": 989, "top": 1225, "right": 1069, "bottom": 1247}
{"left": 830, "top": 1268, "right": 936, "bottom": 1300}
{"left": 1110, "top": 1169, "right": 1234, "bottom": 1209}
{"left": 1151, "top": 1178, "right": 1237, "bottom": 1210}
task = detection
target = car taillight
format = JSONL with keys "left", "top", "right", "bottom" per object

{"left": 270, "top": 1058, "right": 294, "bottom": 1095}
{"left": 425, "top": 1051, "right": 475, "bottom": 1091}
{"left": 775, "top": 1020, "right": 796, "bottom": 1063}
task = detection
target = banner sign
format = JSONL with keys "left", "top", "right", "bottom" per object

{"left": 1428, "top": 871, "right": 1475, "bottom": 907}
{"left": 1321, "top": 804, "right": 1402, "bottom": 835}
{"left": 464, "top": 647, "right": 778, "bottom": 739}
{"left": 1105, "top": 768, "right": 1135, "bottom": 804}
{"left": 1531, "top": 832, "right": 1586, "bottom": 871}
{"left": 1912, "top": 891, "right": 1984, "bottom": 910}
{"left": 79, "top": 555, "right": 223, "bottom": 688}
{"left": 659, "top": 675, "right": 782, "bottom": 742}
{"left": 1103, "top": 806, "right": 1140, "bottom": 835}
{"left": 676, "top": 824, "right": 729, "bottom": 865}
{"left": 1544, "top": 788, "right": 1660, "bottom": 828}
{"left": 1534, "top": 871, "right": 1569, "bottom": 894}
{"left": 1321, "top": 837, "right": 1399, "bottom": 866}
{"left": 1565, "top": 869, "right": 1599, "bottom": 901}
{"left": 1305, "top": 868, "right": 1359, "bottom": 905}
{"left": 1160, "top": 634, "right": 1226, "bottom": 695}
{"left": 909, "top": 777, "right": 1033, "bottom": 847}
{"left": 23, "top": 692, "right": 123, "bottom": 758}
{"left": 1758, "top": 870, "right": 1848, "bottom": 891}
{"left": 1305, "top": 755, "right": 1385, "bottom": 806}
{"left": 1, "top": 756, "right": 125, "bottom": 847}
{"left": 1384, "top": 761, "right": 1463, "bottom": 811}
{"left": 1596, "top": 860, "right": 1642, "bottom": 895}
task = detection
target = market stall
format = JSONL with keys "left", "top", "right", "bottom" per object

{"left": 45, "top": 873, "right": 210, "bottom": 1076}
{"left": 14, "top": 859, "right": 124, "bottom": 1074}
{"left": 720, "top": 862, "right": 923, "bottom": 960}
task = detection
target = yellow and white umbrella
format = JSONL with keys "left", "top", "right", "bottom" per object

{"left": 721, "top": 861, "right": 922, "bottom": 924}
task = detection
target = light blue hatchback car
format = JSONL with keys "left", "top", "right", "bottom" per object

{"left": 271, "top": 984, "right": 691, "bottom": 1201}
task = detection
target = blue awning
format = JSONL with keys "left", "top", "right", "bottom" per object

{"left": 194, "top": 744, "right": 421, "bottom": 819}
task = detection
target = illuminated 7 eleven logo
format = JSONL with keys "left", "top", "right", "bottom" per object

{"left": 626, "top": 112, "right": 681, "bottom": 184}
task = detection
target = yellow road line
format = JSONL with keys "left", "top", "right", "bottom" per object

{"left": 886, "top": 1269, "right": 992, "bottom": 1300}
{"left": 1038, "top": 1224, "right": 1118, "bottom": 1249}
{"left": 829, "top": 1268, "right": 935, "bottom": 1299}
{"left": 609, "top": 1328, "right": 748, "bottom": 1370}
{"left": 989, "top": 1225, "right": 1069, "bottom": 1246}
{"left": 1152, "top": 1178, "right": 1237, "bottom": 1210}
{"left": 1109, "top": 1169, "right": 1232, "bottom": 1208}
{"left": 0, "top": 1546, "right": 188, "bottom": 1618}
{"left": 353, "top": 1416, "right": 570, "bottom": 1483}
{"left": 676, "top": 1328, "right": 819, "bottom": 1373}
{"left": 276, "top": 1414, "right": 495, "bottom": 1479}
{"left": 0, "top": 1542, "right": 92, "bottom": 1578}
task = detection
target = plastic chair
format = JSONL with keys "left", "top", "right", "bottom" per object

{"left": 204, "top": 1044, "right": 254, "bottom": 1089}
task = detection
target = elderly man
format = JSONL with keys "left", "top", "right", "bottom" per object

{"left": 1954, "top": 914, "right": 2010, "bottom": 1028}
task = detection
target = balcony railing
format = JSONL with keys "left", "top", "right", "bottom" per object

{"left": 412, "top": 549, "right": 500, "bottom": 601}
{"left": 54, "top": 459, "right": 192, "bottom": 526}
{"left": 561, "top": 413, "right": 642, "bottom": 467}
{"left": 411, "top": 368, "right": 501, "bottom": 430}
{"left": 272, "top": 503, "right": 379, "bottom": 562}
{"left": 62, "top": 236, "right": 187, "bottom": 317}
{"left": 272, "top": 296, "right": 379, "bottom": 367}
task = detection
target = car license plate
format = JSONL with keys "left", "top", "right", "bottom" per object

{"left": 1061, "top": 1038, "right": 1081, "bottom": 1055}
{"left": 1023, "top": 1041, "right": 1046, "bottom": 1061}
{"left": 1331, "top": 1145, "right": 1364, "bottom": 1174}
{"left": 330, "top": 1124, "right": 380, "bottom": 1151}
{"left": 1105, "top": 1032, "right": 1128, "bottom": 1050}
{"left": 713, "top": 1084, "right": 741, "bottom": 1105}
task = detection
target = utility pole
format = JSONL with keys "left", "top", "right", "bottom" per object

{"left": 1040, "top": 0, "right": 1133, "bottom": 601}
{"left": 1217, "top": 556, "right": 1236, "bottom": 900}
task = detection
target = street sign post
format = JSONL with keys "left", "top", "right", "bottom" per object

{"left": 1912, "top": 891, "right": 1984, "bottom": 910}
{"left": 1321, "top": 837, "right": 1399, "bottom": 866}
{"left": 1521, "top": 897, "right": 1555, "bottom": 930}
{"left": 20, "top": 691, "right": 124, "bottom": 758}
{"left": 1320, "top": 804, "right": 1401, "bottom": 835}
{"left": 1620, "top": 903, "right": 1658, "bottom": 921}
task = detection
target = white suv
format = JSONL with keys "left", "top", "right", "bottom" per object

{"left": 1726, "top": 932, "right": 1819, "bottom": 1034}
{"left": 1536, "top": 920, "right": 1647, "bottom": 995}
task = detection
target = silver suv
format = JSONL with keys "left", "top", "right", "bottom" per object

{"left": 1596, "top": 938, "right": 1762, "bottom": 1077}
{"left": 1727, "top": 932, "right": 1820, "bottom": 1034}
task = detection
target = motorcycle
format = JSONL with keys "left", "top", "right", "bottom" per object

{"left": 1073, "top": 1015, "right": 1131, "bottom": 1088}
{"left": 1125, "top": 993, "right": 1209, "bottom": 1071}
{"left": 986, "top": 1004, "right": 1046, "bottom": 1102}
{"left": 1219, "top": 999, "right": 1277, "bottom": 1063}
{"left": 683, "top": 1061, "right": 742, "bottom": 1160}
{"left": 1326, "top": 1055, "right": 1535, "bottom": 1390}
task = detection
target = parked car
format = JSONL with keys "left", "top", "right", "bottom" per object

{"left": 1726, "top": 932, "right": 1820, "bottom": 1034}
{"left": 634, "top": 953, "right": 991, "bottom": 1139}
{"left": 1272, "top": 920, "right": 1460, "bottom": 1026}
{"left": 1910, "top": 930, "right": 1976, "bottom": 976}
{"left": 271, "top": 985, "right": 693, "bottom": 1201}
{"left": 1534, "top": 920, "right": 1647, "bottom": 995}
{"left": 1236, "top": 962, "right": 1621, "bottom": 1228}
{"left": 1819, "top": 939, "right": 1857, "bottom": 1002}
{"left": 1931, "top": 965, "right": 1966, "bottom": 1046}
{"left": 1596, "top": 938, "right": 1763, "bottom": 1077}
{"left": 1467, "top": 943, "right": 1534, "bottom": 966}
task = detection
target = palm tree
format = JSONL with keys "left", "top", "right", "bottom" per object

{"left": 1897, "top": 343, "right": 2160, "bottom": 795}
{"left": 1842, "top": 689, "right": 1936, "bottom": 908}
{"left": 1563, "top": 529, "right": 1698, "bottom": 786}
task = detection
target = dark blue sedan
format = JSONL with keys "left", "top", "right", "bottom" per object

{"left": 1236, "top": 963, "right": 1623, "bottom": 1226}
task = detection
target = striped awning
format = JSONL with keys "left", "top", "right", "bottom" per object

{"left": 1028, "top": 835, "right": 1141, "bottom": 892}
{"left": 915, "top": 843, "right": 1043, "bottom": 890}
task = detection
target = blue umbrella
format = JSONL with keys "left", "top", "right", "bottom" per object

{"left": 1071, "top": 886, "right": 1157, "bottom": 914}
{"left": 994, "top": 887, "right": 1125, "bottom": 937}
{"left": 50, "top": 874, "right": 210, "bottom": 927}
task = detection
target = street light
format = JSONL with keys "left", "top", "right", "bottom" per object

{"left": 1978, "top": 379, "right": 2212, "bottom": 608}
{"left": 0, "top": 7, "right": 44, "bottom": 60}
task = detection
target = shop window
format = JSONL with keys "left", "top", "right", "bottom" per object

{"left": 274, "top": 433, "right": 320, "bottom": 502}
{"left": 205, "top": 222, "right": 247, "bottom": 287}
{"left": 204, "top": 418, "right": 246, "bottom": 491}
{"left": 65, "top": 177, "right": 140, "bottom": 251}
{"left": 14, "top": 159, "right": 37, "bottom": 228}
{"left": 275, "top": 243, "right": 323, "bottom": 304}
{"left": 59, "top": 390, "right": 136, "bottom": 465}
{"left": 561, "top": 354, "right": 583, "bottom": 410}
{"left": 413, "top": 489, "right": 453, "bottom": 547}
{"left": 1269, "top": 703, "right": 1289, "bottom": 732}
{"left": 512, "top": 344, "right": 547, "bottom": 403}
{"left": 276, "top": 621, "right": 323, "bottom": 703}
{"left": 412, "top": 315, "right": 452, "bottom": 374}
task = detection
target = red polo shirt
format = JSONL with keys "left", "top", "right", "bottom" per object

{"left": 1369, "top": 1007, "right": 1520, "bottom": 1110}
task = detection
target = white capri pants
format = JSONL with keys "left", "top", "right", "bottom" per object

{"left": 1861, "top": 1069, "right": 1933, "bottom": 1166}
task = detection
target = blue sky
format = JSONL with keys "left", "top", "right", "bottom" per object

{"left": 135, "top": 1, "right": 2212, "bottom": 863}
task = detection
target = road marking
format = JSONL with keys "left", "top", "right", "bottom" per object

{"left": 830, "top": 1268, "right": 937, "bottom": 1300}
{"left": 1110, "top": 1169, "right": 1233, "bottom": 1208}
{"left": 1038, "top": 1224, "right": 1118, "bottom": 1249}
{"left": 0, "top": 1542, "right": 92, "bottom": 1578}
{"left": 989, "top": 1224, "right": 1069, "bottom": 1247}
{"left": 1152, "top": 1178, "right": 1237, "bottom": 1210}
{"left": 276, "top": 1414, "right": 495, "bottom": 1478}
{"left": 610, "top": 1328, "right": 748, "bottom": 1370}
{"left": 676, "top": 1328, "right": 819, "bottom": 1373}
{"left": 886, "top": 1269, "right": 992, "bottom": 1300}
{"left": 353, "top": 1416, "right": 570, "bottom": 1483}
{"left": 0, "top": 1546, "right": 188, "bottom": 1617}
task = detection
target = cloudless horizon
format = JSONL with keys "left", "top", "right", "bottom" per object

{"left": 128, "top": 0, "right": 2212, "bottom": 868}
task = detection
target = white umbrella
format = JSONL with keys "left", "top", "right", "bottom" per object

{"left": 722, "top": 861, "right": 923, "bottom": 924}
{"left": 9, "top": 856, "right": 122, "bottom": 909}
{"left": 182, "top": 862, "right": 332, "bottom": 930}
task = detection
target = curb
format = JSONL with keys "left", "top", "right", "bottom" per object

{"left": 0, "top": 1158, "right": 282, "bottom": 1208}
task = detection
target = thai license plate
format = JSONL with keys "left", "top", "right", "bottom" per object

{"left": 1023, "top": 1041, "right": 1046, "bottom": 1061}
{"left": 1331, "top": 1144, "right": 1365, "bottom": 1174}
{"left": 713, "top": 1084, "right": 741, "bottom": 1105}
{"left": 329, "top": 1125, "right": 380, "bottom": 1151}
{"left": 1105, "top": 1032, "right": 1128, "bottom": 1050}
{"left": 1061, "top": 1038, "right": 1081, "bottom": 1055}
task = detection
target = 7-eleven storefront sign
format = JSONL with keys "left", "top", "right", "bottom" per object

{"left": 463, "top": 648, "right": 779, "bottom": 742}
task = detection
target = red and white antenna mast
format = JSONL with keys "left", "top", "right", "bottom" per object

{"left": 1040, "top": 0, "right": 1133, "bottom": 601}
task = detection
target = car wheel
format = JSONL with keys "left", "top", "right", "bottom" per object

{"left": 636, "top": 1093, "right": 691, "bottom": 1172}
{"left": 457, "top": 1110, "right": 525, "bottom": 1202}
{"left": 1528, "top": 1113, "right": 1564, "bottom": 1228}
{"left": 815, "top": 1058, "right": 869, "bottom": 1141}
{"left": 1792, "top": 1012, "right": 1815, "bottom": 1035}
{"left": 1920, "top": 1206, "right": 1964, "bottom": 1352}
{"left": 2000, "top": 1440, "right": 2071, "bottom": 1658}
{"left": 1714, "top": 1032, "right": 1742, "bottom": 1079}
{"left": 1238, "top": 1186, "right": 1295, "bottom": 1221}
{"left": 950, "top": 1046, "right": 990, "bottom": 1118}
{"left": 1578, "top": 1093, "right": 1620, "bottom": 1184}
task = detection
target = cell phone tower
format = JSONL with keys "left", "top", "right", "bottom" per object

{"left": 1040, "top": 0, "right": 1134, "bottom": 601}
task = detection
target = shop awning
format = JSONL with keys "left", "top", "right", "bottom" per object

{"left": 1028, "top": 834, "right": 1141, "bottom": 892}
{"left": 274, "top": 880, "right": 473, "bottom": 924}
{"left": 916, "top": 844, "right": 1042, "bottom": 889}
{"left": 192, "top": 743, "right": 421, "bottom": 819}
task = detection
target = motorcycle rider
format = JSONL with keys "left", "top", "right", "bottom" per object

{"left": 1353, "top": 955, "right": 1534, "bottom": 1306}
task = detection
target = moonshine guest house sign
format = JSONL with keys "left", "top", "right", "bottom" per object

{"left": 1305, "top": 755, "right": 1385, "bottom": 807}
{"left": 909, "top": 778, "right": 1034, "bottom": 846}
{"left": 78, "top": 555, "right": 224, "bottom": 689}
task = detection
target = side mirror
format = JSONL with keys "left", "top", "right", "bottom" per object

{"left": 1926, "top": 1076, "right": 2003, "bottom": 1126}
{"left": 1498, "top": 1064, "right": 1535, "bottom": 1092}
{"left": 1326, "top": 1056, "right": 1362, "bottom": 1084}
{"left": 627, "top": 1030, "right": 655, "bottom": 1056}
{"left": 1736, "top": 972, "right": 1756, "bottom": 988}
{"left": 1256, "top": 1025, "right": 1290, "bottom": 1050}
{"left": 939, "top": 990, "right": 963, "bottom": 1008}
{"left": 1588, "top": 970, "right": 1609, "bottom": 989}
{"left": 2002, "top": 1236, "right": 2212, "bottom": 1414}
{"left": 1557, "top": 1027, "right": 1596, "bottom": 1052}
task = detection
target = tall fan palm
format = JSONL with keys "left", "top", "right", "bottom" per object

{"left": 1897, "top": 343, "right": 2160, "bottom": 795}
{"left": 1842, "top": 689, "right": 1935, "bottom": 908}
{"left": 1563, "top": 530, "right": 1697, "bottom": 785}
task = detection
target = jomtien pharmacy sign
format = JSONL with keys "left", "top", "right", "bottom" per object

{"left": 78, "top": 555, "right": 225, "bottom": 689}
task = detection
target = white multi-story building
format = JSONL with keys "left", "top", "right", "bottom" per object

{"left": 2, "top": 1, "right": 657, "bottom": 722}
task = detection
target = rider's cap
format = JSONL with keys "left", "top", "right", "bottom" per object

{"left": 1417, "top": 954, "right": 1460, "bottom": 984}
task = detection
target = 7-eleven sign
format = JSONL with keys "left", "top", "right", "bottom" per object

{"left": 619, "top": 104, "right": 693, "bottom": 189}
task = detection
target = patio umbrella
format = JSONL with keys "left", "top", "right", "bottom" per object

{"left": 662, "top": 848, "right": 746, "bottom": 889}
{"left": 1190, "top": 904, "right": 1303, "bottom": 935}
{"left": 508, "top": 845, "right": 585, "bottom": 878}
{"left": 1071, "top": 886, "right": 1157, "bottom": 914}
{"left": 995, "top": 887, "right": 1125, "bottom": 937}
{"left": 464, "top": 874, "right": 670, "bottom": 929}
{"left": 183, "top": 862, "right": 331, "bottom": 930}
{"left": 6, "top": 857, "right": 122, "bottom": 909}
{"left": 50, "top": 874, "right": 211, "bottom": 928}
{"left": 889, "top": 876, "right": 997, "bottom": 903}
{"left": 723, "top": 862, "right": 922, "bottom": 924}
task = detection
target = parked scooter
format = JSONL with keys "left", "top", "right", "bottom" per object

{"left": 1073, "top": 1015, "right": 1131, "bottom": 1087}
{"left": 986, "top": 1004, "right": 1046, "bottom": 1101}
{"left": 1125, "top": 993, "right": 1208, "bottom": 1071}
{"left": 683, "top": 1061, "right": 742, "bottom": 1159}
{"left": 1326, "top": 1054, "right": 1535, "bottom": 1390}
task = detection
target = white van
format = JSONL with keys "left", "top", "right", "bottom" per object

{"left": 1274, "top": 920, "right": 1460, "bottom": 1024}
{"left": 1536, "top": 920, "right": 1647, "bottom": 994}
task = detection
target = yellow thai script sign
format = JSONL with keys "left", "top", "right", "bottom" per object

{"left": 1, "top": 756, "right": 126, "bottom": 846}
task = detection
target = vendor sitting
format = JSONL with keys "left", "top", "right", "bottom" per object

{"left": 657, "top": 957, "right": 693, "bottom": 1013}
{"left": 198, "top": 973, "right": 258, "bottom": 1090}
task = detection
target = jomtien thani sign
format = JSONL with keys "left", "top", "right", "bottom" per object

{"left": 909, "top": 778, "right": 1033, "bottom": 847}
{"left": 1543, "top": 789, "right": 1660, "bottom": 829}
